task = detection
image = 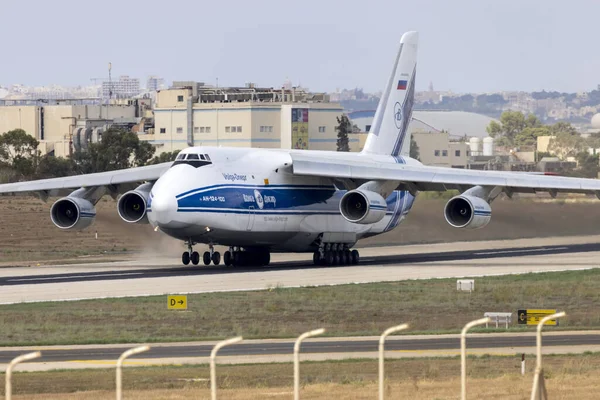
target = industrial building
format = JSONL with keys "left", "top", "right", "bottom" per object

{"left": 141, "top": 83, "right": 355, "bottom": 153}
{"left": 0, "top": 99, "right": 151, "bottom": 157}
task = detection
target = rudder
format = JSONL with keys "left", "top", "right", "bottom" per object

{"left": 362, "top": 31, "right": 418, "bottom": 157}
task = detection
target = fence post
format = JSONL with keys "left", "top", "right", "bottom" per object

{"left": 5, "top": 351, "right": 41, "bottom": 400}
{"left": 530, "top": 312, "right": 565, "bottom": 400}
{"left": 116, "top": 345, "right": 150, "bottom": 400}
{"left": 294, "top": 328, "right": 325, "bottom": 400}
{"left": 461, "top": 317, "right": 490, "bottom": 400}
{"left": 211, "top": 337, "right": 242, "bottom": 400}
{"left": 379, "top": 324, "right": 409, "bottom": 400}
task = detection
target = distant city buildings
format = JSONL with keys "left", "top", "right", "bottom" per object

{"left": 102, "top": 75, "right": 141, "bottom": 100}
{"left": 146, "top": 76, "right": 165, "bottom": 92}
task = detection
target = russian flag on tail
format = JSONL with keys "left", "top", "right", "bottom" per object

{"left": 397, "top": 80, "right": 408, "bottom": 90}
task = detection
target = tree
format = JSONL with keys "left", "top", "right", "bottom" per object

{"left": 572, "top": 152, "right": 599, "bottom": 178}
{"left": 0, "top": 129, "right": 40, "bottom": 179}
{"left": 487, "top": 111, "right": 549, "bottom": 147}
{"left": 410, "top": 135, "right": 420, "bottom": 160}
{"left": 35, "top": 155, "right": 75, "bottom": 179}
{"left": 148, "top": 151, "right": 179, "bottom": 165}
{"left": 73, "top": 128, "right": 156, "bottom": 173}
{"left": 335, "top": 115, "right": 351, "bottom": 152}
{"left": 548, "top": 130, "right": 585, "bottom": 160}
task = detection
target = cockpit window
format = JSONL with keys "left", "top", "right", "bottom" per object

{"left": 170, "top": 152, "right": 213, "bottom": 169}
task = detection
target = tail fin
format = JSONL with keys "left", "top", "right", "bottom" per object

{"left": 362, "top": 31, "right": 418, "bottom": 157}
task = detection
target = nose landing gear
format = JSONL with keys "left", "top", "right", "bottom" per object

{"left": 181, "top": 242, "right": 221, "bottom": 266}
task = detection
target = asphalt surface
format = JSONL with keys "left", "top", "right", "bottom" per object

{"left": 2, "top": 242, "right": 599, "bottom": 287}
{"left": 1, "top": 334, "right": 599, "bottom": 363}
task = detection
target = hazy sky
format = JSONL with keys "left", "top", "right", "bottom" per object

{"left": 2, "top": 0, "right": 599, "bottom": 93}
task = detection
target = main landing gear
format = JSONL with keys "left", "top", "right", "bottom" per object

{"left": 313, "top": 244, "right": 360, "bottom": 266}
{"left": 181, "top": 243, "right": 270, "bottom": 267}
{"left": 182, "top": 243, "right": 221, "bottom": 266}
{"left": 223, "top": 247, "right": 270, "bottom": 267}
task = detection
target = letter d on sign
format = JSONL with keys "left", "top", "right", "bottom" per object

{"left": 170, "top": 299, "right": 176, "bottom": 306}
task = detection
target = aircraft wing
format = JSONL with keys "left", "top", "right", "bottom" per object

{"left": 290, "top": 153, "right": 600, "bottom": 196}
{"left": 0, "top": 162, "right": 172, "bottom": 197}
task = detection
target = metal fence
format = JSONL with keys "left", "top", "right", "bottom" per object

{"left": 4, "top": 312, "right": 566, "bottom": 400}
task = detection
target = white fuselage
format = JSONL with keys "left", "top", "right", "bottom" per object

{"left": 147, "top": 146, "right": 418, "bottom": 252}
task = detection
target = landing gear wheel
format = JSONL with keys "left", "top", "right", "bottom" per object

{"left": 212, "top": 251, "right": 221, "bottom": 265}
{"left": 333, "top": 251, "right": 341, "bottom": 266}
{"left": 202, "top": 251, "right": 211, "bottom": 266}
{"left": 313, "top": 251, "right": 320, "bottom": 265}
{"left": 224, "top": 251, "right": 232, "bottom": 266}
{"left": 341, "top": 250, "right": 349, "bottom": 265}
{"left": 190, "top": 251, "right": 200, "bottom": 265}
{"left": 262, "top": 251, "right": 271, "bottom": 266}
{"left": 351, "top": 249, "right": 360, "bottom": 265}
{"left": 324, "top": 251, "right": 334, "bottom": 266}
{"left": 233, "top": 252, "right": 242, "bottom": 267}
{"left": 182, "top": 252, "right": 190, "bottom": 265}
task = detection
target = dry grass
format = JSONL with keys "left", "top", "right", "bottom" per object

{"left": 2, "top": 268, "right": 600, "bottom": 345}
{"left": 4, "top": 354, "right": 600, "bottom": 399}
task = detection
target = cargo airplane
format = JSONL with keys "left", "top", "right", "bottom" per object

{"left": 2, "top": 31, "right": 600, "bottom": 267}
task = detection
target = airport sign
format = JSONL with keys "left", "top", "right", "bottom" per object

{"left": 517, "top": 309, "right": 558, "bottom": 326}
{"left": 168, "top": 295, "right": 187, "bottom": 310}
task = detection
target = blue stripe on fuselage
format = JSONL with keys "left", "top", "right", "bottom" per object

{"left": 172, "top": 184, "right": 413, "bottom": 224}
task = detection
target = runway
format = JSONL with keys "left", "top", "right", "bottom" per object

{"left": 1, "top": 235, "right": 600, "bottom": 304}
{"left": 2, "top": 331, "right": 600, "bottom": 371}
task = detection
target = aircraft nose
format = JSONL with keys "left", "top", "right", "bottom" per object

{"left": 150, "top": 191, "right": 178, "bottom": 226}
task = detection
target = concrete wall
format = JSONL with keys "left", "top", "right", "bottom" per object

{"left": 152, "top": 101, "right": 344, "bottom": 153}
{"left": 156, "top": 88, "right": 191, "bottom": 108}
{"left": 537, "top": 135, "right": 554, "bottom": 153}
{"left": 307, "top": 107, "right": 344, "bottom": 151}
{"left": 414, "top": 132, "right": 450, "bottom": 166}
{"left": 0, "top": 106, "right": 39, "bottom": 138}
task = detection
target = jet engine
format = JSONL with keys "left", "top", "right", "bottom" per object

{"left": 117, "top": 183, "right": 152, "bottom": 224}
{"left": 444, "top": 195, "right": 491, "bottom": 229}
{"left": 50, "top": 196, "right": 96, "bottom": 230}
{"left": 340, "top": 189, "right": 387, "bottom": 224}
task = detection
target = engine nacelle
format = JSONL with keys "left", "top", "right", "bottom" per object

{"left": 117, "top": 183, "right": 152, "bottom": 224}
{"left": 444, "top": 195, "right": 491, "bottom": 229}
{"left": 340, "top": 189, "right": 387, "bottom": 224}
{"left": 50, "top": 196, "right": 96, "bottom": 230}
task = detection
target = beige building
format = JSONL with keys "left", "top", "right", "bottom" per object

{"left": 0, "top": 102, "right": 145, "bottom": 157}
{"left": 143, "top": 86, "right": 356, "bottom": 153}
{"left": 352, "top": 131, "right": 468, "bottom": 167}
{"left": 413, "top": 132, "right": 469, "bottom": 167}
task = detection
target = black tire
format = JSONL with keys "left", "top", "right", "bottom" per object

{"left": 324, "top": 251, "right": 334, "bottom": 266}
{"left": 351, "top": 249, "right": 360, "bottom": 265}
{"left": 345, "top": 250, "right": 351, "bottom": 265}
{"left": 313, "top": 251, "right": 320, "bottom": 265}
{"left": 182, "top": 252, "right": 190, "bottom": 265}
{"left": 202, "top": 251, "right": 211, "bottom": 266}
{"left": 233, "top": 252, "right": 242, "bottom": 267}
{"left": 262, "top": 251, "right": 270, "bottom": 266}
{"left": 212, "top": 251, "right": 221, "bottom": 265}
{"left": 333, "top": 251, "right": 341, "bottom": 265}
{"left": 191, "top": 251, "right": 200, "bottom": 265}
{"left": 224, "top": 251, "right": 232, "bottom": 266}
